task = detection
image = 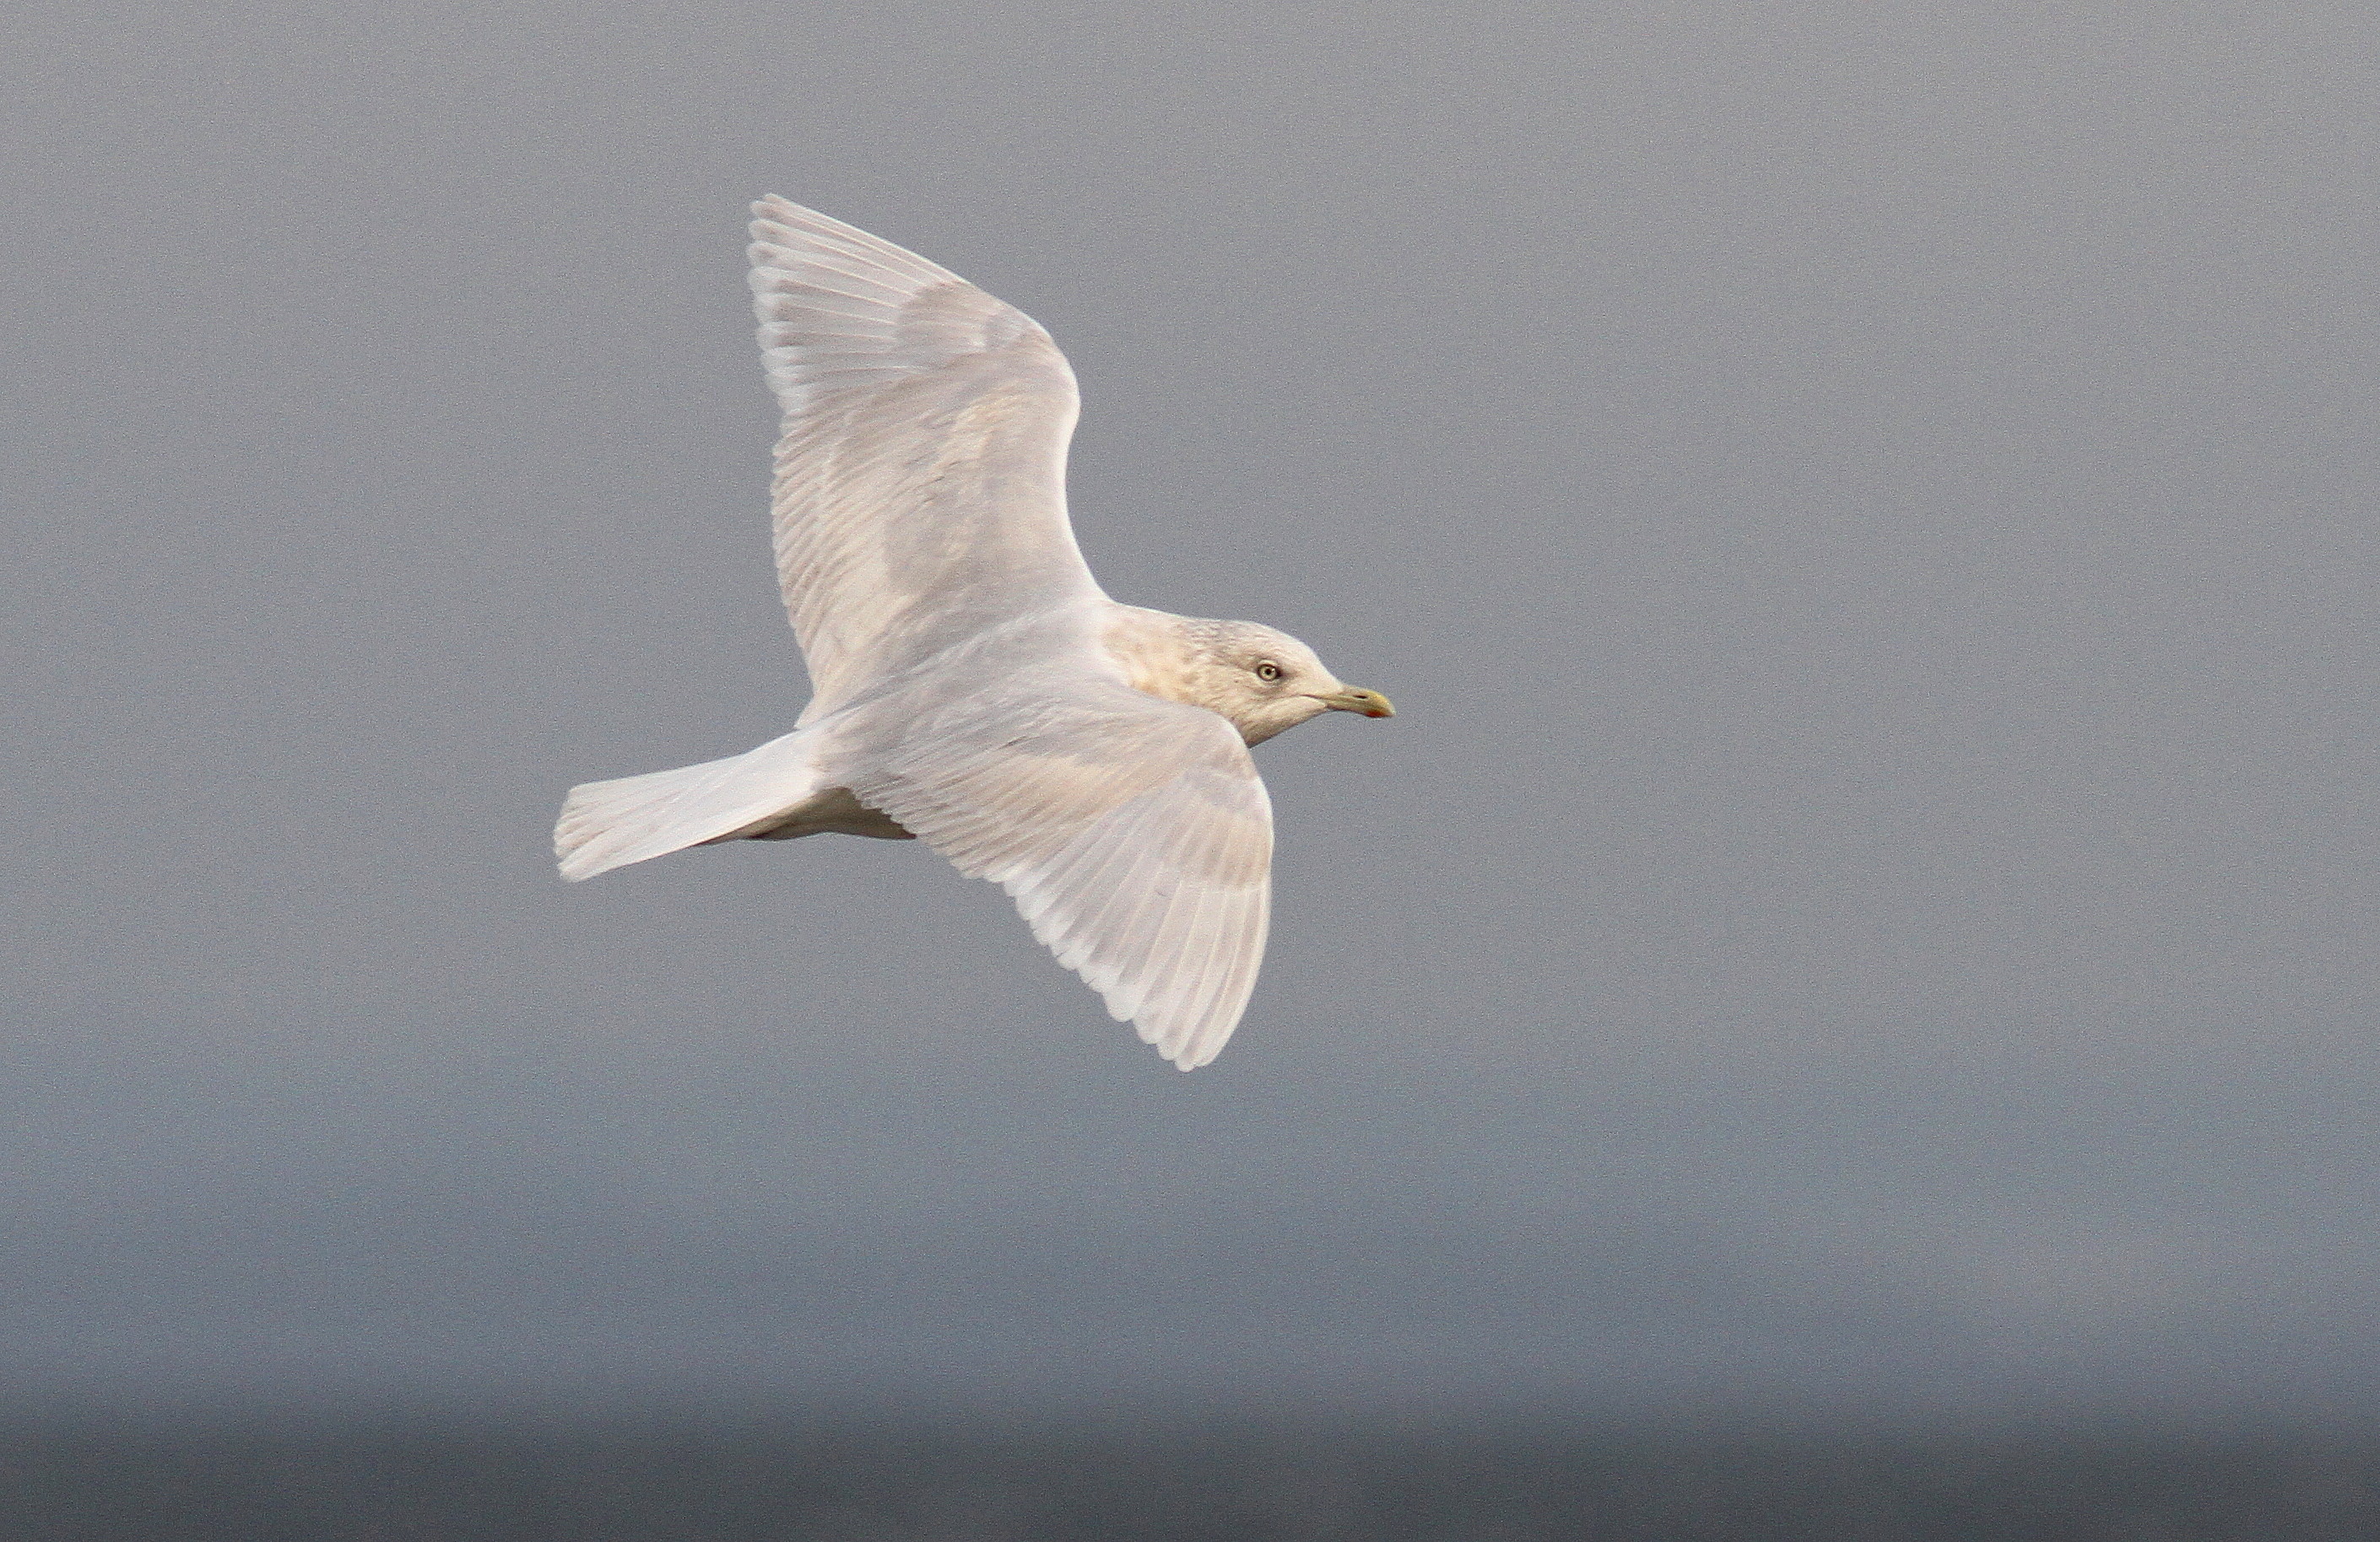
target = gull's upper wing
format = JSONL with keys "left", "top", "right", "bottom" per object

{"left": 749, "top": 197, "right": 1103, "bottom": 717}
{"left": 831, "top": 669, "right": 1272, "bottom": 1069}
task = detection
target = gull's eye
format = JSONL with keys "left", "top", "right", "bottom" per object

{"left": 1253, "top": 661, "right": 1283, "bottom": 682}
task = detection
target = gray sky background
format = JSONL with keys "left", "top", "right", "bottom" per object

{"left": 7, "top": 1, "right": 2376, "bottom": 1421}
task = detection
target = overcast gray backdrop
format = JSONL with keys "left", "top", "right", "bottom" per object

{"left": 6, "top": 1, "right": 2375, "bottom": 1423}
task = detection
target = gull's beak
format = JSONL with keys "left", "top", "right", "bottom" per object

{"left": 1313, "top": 686, "right": 1395, "bottom": 718}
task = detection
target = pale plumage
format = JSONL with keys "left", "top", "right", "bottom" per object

{"left": 556, "top": 198, "right": 1390, "bottom": 1069}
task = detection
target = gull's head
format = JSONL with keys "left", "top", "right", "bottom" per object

{"left": 1166, "top": 618, "right": 1394, "bottom": 746}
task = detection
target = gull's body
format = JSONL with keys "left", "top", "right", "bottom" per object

{"left": 556, "top": 199, "right": 1390, "bottom": 1069}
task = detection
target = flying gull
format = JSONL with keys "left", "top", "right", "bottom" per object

{"left": 556, "top": 198, "right": 1393, "bottom": 1069}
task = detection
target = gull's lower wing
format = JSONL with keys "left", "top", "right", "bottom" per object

{"left": 749, "top": 198, "right": 1104, "bottom": 717}
{"left": 831, "top": 674, "right": 1272, "bottom": 1069}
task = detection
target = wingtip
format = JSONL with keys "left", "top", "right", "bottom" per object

{"left": 1151, "top": 1014, "right": 1233, "bottom": 1071}
{"left": 1171, "top": 1039, "right": 1228, "bottom": 1072}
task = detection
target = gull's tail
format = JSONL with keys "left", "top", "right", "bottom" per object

{"left": 555, "top": 729, "right": 827, "bottom": 882}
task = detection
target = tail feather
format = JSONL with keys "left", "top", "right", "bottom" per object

{"left": 555, "top": 730, "right": 823, "bottom": 881}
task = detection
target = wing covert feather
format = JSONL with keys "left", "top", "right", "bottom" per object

{"left": 749, "top": 197, "right": 1102, "bottom": 717}
{"left": 834, "top": 678, "right": 1272, "bottom": 1069}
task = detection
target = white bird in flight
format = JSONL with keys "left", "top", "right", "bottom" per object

{"left": 557, "top": 198, "right": 1393, "bottom": 1069}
